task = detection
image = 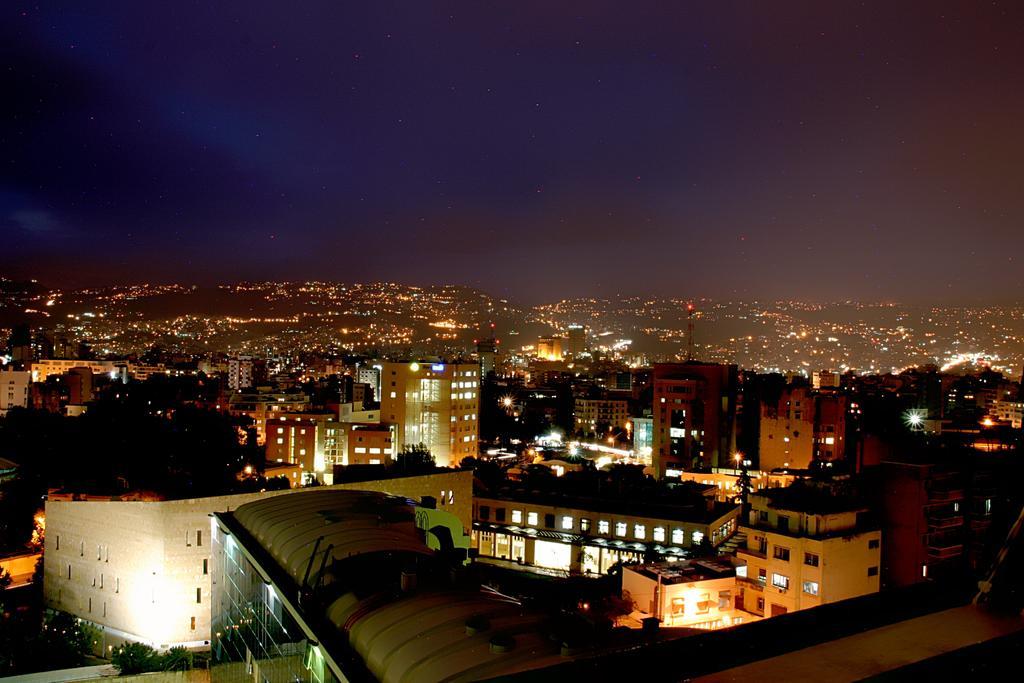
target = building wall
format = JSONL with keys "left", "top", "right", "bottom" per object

{"left": 622, "top": 569, "right": 739, "bottom": 629}
{"left": 43, "top": 470, "right": 471, "bottom": 652}
{"left": 758, "top": 386, "right": 815, "bottom": 471}
{"left": 0, "top": 369, "right": 31, "bottom": 415}
{"left": 574, "top": 397, "right": 630, "bottom": 434}
{"left": 378, "top": 362, "right": 479, "bottom": 467}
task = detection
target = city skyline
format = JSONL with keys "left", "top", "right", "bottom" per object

{"left": 5, "top": 3, "right": 1024, "bottom": 302}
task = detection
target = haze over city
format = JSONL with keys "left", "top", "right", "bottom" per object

{"left": 5, "top": 3, "right": 1024, "bottom": 302}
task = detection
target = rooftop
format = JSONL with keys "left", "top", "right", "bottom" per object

{"left": 629, "top": 559, "right": 735, "bottom": 585}
{"left": 754, "top": 481, "right": 869, "bottom": 515}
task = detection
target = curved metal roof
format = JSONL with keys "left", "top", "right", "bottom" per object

{"left": 232, "top": 489, "right": 432, "bottom": 584}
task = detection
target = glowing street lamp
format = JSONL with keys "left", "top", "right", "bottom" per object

{"left": 904, "top": 409, "right": 927, "bottom": 432}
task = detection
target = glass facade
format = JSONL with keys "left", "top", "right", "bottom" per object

{"left": 211, "top": 523, "right": 340, "bottom": 683}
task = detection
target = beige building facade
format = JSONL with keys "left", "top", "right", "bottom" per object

{"left": 44, "top": 470, "right": 471, "bottom": 652}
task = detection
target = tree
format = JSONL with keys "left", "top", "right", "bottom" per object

{"left": 113, "top": 642, "right": 161, "bottom": 675}
{"left": 162, "top": 646, "right": 194, "bottom": 671}
{"left": 393, "top": 444, "right": 435, "bottom": 472}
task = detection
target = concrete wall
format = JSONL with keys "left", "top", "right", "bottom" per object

{"left": 44, "top": 470, "right": 471, "bottom": 651}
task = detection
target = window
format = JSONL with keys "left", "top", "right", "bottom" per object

{"left": 495, "top": 508, "right": 506, "bottom": 522}
{"left": 598, "top": 520, "right": 610, "bottom": 534}
{"left": 718, "top": 590, "right": 732, "bottom": 610}
{"left": 758, "top": 568, "right": 767, "bottom": 584}
{"left": 191, "top": 616, "right": 196, "bottom": 631}
{"left": 634, "top": 524, "right": 646, "bottom": 540}
{"left": 527, "top": 512, "right": 539, "bottom": 526}
{"left": 803, "top": 581, "right": 819, "bottom": 596}
{"left": 771, "top": 573, "right": 790, "bottom": 590}
{"left": 479, "top": 505, "right": 491, "bottom": 521}
{"left": 777, "top": 516, "right": 790, "bottom": 532}
{"left": 868, "top": 539, "right": 879, "bottom": 550}
{"left": 868, "top": 566, "right": 879, "bottom": 577}
{"left": 695, "top": 592, "right": 712, "bottom": 614}
{"left": 115, "top": 578, "right": 119, "bottom": 593}
{"left": 804, "top": 552, "right": 819, "bottom": 567}
{"left": 203, "top": 559, "right": 209, "bottom": 575}
{"left": 511, "top": 510, "right": 523, "bottom": 524}
{"left": 580, "top": 518, "right": 591, "bottom": 533}
{"left": 773, "top": 546, "right": 790, "bottom": 562}
{"left": 736, "top": 565, "right": 748, "bottom": 578}
{"left": 561, "top": 516, "right": 574, "bottom": 531}
{"left": 544, "top": 514, "right": 555, "bottom": 529}
{"left": 653, "top": 526, "right": 666, "bottom": 542}
{"left": 197, "top": 530, "right": 202, "bottom": 547}
{"left": 691, "top": 530, "right": 704, "bottom": 545}
{"left": 759, "top": 511, "right": 769, "bottom": 522}
{"left": 671, "top": 528, "right": 684, "bottom": 544}
{"left": 615, "top": 522, "right": 627, "bottom": 537}
{"left": 196, "top": 587, "right": 202, "bottom": 604}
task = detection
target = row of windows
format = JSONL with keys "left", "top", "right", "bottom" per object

{"left": 479, "top": 506, "right": 707, "bottom": 545}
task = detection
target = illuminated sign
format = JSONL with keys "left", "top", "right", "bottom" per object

{"left": 431, "top": 364, "right": 445, "bottom": 372}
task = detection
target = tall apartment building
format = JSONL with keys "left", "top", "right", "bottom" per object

{"left": 566, "top": 324, "right": 587, "bottom": 358}
{"left": 264, "top": 411, "right": 337, "bottom": 479}
{"left": 759, "top": 386, "right": 848, "bottom": 471}
{"left": 227, "top": 388, "right": 310, "bottom": 444}
{"left": 652, "top": 362, "right": 738, "bottom": 476}
{"left": 573, "top": 393, "right": 630, "bottom": 435}
{"left": 378, "top": 361, "right": 479, "bottom": 467}
{"left": 537, "top": 336, "right": 564, "bottom": 361}
{"left": 226, "top": 355, "right": 253, "bottom": 391}
{"left": 0, "top": 368, "right": 31, "bottom": 416}
{"left": 735, "top": 483, "right": 881, "bottom": 618}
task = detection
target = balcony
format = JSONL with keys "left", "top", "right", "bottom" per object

{"left": 928, "top": 542, "right": 965, "bottom": 560}
{"left": 927, "top": 513, "right": 964, "bottom": 531}
{"left": 927, "top": 485, "right": 965, "bottom": 503}
{"left": 737, "top": 546, "right": 767, "bottom": 560}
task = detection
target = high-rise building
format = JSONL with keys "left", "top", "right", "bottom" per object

{"left": 476, "top": 336, "right": 498, "bottom": 378}
{"left": 67, "top": 366, "right": 94, "bottom": 406}
{"left": 378, "top": 361, "right": 479, "bottom": 467}
{"left": 227, "top": 355, "right": 254, "bottom": 391}
{"left": 652, "top": 362, "right": 738, "bottom": 476}
{"left": 566, "top": 324, "right": 587, "bottom": 358}
{"left": 356, "top": 365, "right": 381, "bottom": 401}
{"left": 759, "top": 387, "right": 849, "bottom": 471}
{"left": 0, "top": 368, "right": 31, "bottom": 416}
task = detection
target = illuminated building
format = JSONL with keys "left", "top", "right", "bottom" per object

{"left": 812, "top": 370, "right": 840, "bottom": 389}
{"left": 622, "top": 560, "right": 750, "bottom": 630}
{"left": 30, "top": 359, "right": 122, "bottom": 382}
{"left": 227, "top": 388, "right": 310, "bottom": 444}
{"left": 472, "top": 487, "right": 739, "bottom": 574}
{"left": 573, "top": 393, "right": 630, "bottom": 435}
{"left": 0, "top": 368, "right": 31, "bottom": 416}
{"left": 566, "top": 324, "right": 587, "bottom": 358}
{"left": 735, "top": 483, "right": 880, "bottom": 618}
{"left": 43, "top": 470, "right": 471, "bottom": 653}
{"left": 264, "top": 411, "right": 336, "bottom": 480}
{"left": 227, "top": 355, "right": 253, "bottom": 391}
{"left": 537, "top": 335, "right": 564, "bottom": 361}
{"left": 652, "top": 362, "right": 738, "bottom": 477}
{"left": 759, "top": 386, "right": 848, "bottom": 471}
{"left": 355, "top": 364, "right": 380, "bottom": 400}
{"left": 341, "top": 423, "right": 396, "bottom": 466}
{"left": 992, "top": 399, "right": 1023, "bottom": 428}
{"left": 378, "top": 361, "right": 479, "bottom": 467}
{"left": 476, "top": 336, "right": 498, "bottom": 378}
{"left": 633, "top": 416, "right": 653, "bottom": 459}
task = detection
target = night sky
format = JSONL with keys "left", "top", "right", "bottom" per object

{"left": 3, "top": 2, "right": 1024, "bottom": 303}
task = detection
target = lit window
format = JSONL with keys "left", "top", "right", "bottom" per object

{"left": 598, "top": 520, "right": 610, "bottom": 534}
{"left": 672, "top": 528, "right": 684, "bottom": 544}
{"left": 561, "top": 516, "right": 574, "bottom": 530}
{"left": 804, "top": 552, "right": 819, "bottom": 567}
{"left": 691, "top": 530, "right": 704, "bottom": 545}
{"left": 580, "top": 518, "right": 591, "bottom": 533}
{"left": 527, "top": 512, "right": 539, "bottom": 526}
{"left": 736, "top": 565, "right": 748, "bottom": 578}
{"left": 511, "top": 510, "right": 523, "bottom": 524}
{"left": 276, "top": 438, "right": 284, "bottom": 445}
{"left": 276, "top": 427, "right": 284, "bottom": 434}
{"left": 615, "top": 522, "right": 627, "bottom": 537}
{"left": 653, "top": 527, "right": 666, "bottom": 542}
{"left": 390, "top": 392, "right": 397, "bottom": 399}
{"left": 771, "top": 573, "right": 789, "bottom": 590}
{"left": 802, "top": 581, "right": 819, "bottom": 596}
{"left": 634, "top": 524, "right": 646, "bottom": 540}
{"left": 354, "top": 447, "right": 367, "bottom": 453}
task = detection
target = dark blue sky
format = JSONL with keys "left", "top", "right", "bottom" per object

{"left": 3, "top": 2, "right": 1023, "bottom": 302}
